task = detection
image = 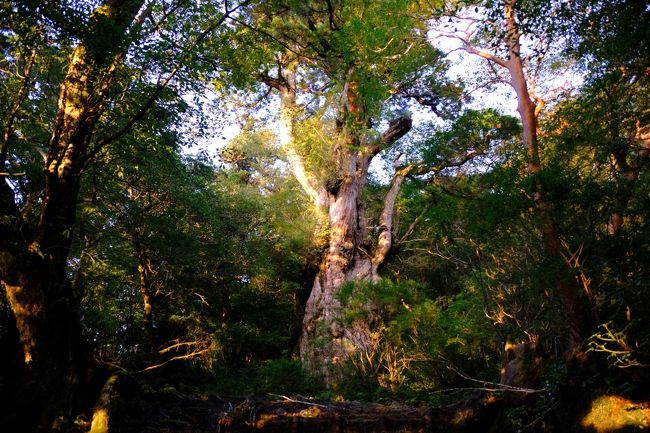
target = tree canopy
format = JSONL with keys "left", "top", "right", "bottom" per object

{"left": 0, "top": 0, "right": 648, "bottom": 432}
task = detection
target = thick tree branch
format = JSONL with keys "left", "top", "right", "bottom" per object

{"left": 407, "top": 148, "right": 481, "bottom": 177}
{"left": 380, "top": 116, "right": 413, "bottom": 146}
{"left": 372, "top": 165, "right": 413, "bottom": 271}
{"left": 285, "top": 145, "right": 328, "bottom": 208}
{"left": 271, "top": 67, "right": 328, "bottom": 209}
{"left": 366, "top": 115, "right": 412, "bottom": 159}
{"left": 463, "top": 42, "right": 510, "bottom": 69}
{"left": 433, "top": 30, "right": 509, "bottom": 68}
{"left": 325, "top": 0, "right": 340, "bottom": 31}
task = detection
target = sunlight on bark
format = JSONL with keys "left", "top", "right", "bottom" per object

{"left": 4, "top": 283, "right": 39, "bottom": 364}
{"left": 89, "top": 408, "right": 109, "bottom": 433}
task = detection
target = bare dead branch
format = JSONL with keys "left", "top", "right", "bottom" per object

{"left": 268, "top": 394, "right": 329, "bottom": 408}
{"left": 137, "top": 348, "right": 211, "bottom": 373}
{"left": 396, "top": 202, "right": 433, "bottom": 245}
{"left": 441, "top": 357, "right": 544, "bottom": 394}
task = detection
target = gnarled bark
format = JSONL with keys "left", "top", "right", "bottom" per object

{"left": 264, "top": 62, "right": 413, "bottom": 382}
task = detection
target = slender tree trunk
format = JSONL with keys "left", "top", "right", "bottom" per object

{"left": 458, "top": 0, "right": 586, "bottom": 362}
{"left": 503, "top": 0, "right": 582, "bottom": 355}
{"left": 135, "top": 241, "right": 156, "bottom": 340}
{"left": 607, "top": 123, "right": 650, "bottom": 235}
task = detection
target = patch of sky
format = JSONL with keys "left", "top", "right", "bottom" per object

{"left": 180, "top": 5, "right": 584, "bottom": 185}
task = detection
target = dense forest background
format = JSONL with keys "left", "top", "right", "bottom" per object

{"left": 0, "top": 0, "right": 648, "bottom": 432}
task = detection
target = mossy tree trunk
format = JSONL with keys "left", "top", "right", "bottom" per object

{"left": 0, "top": 1, "right": 144, "bottom": 429}
{"left": 264, "top": 62, "right": 412, "bottom": 382}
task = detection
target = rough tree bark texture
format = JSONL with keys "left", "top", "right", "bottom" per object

{"left": 265, "top": 63, "right": 411, "bottom": 382}
{"left": 300, "top": 169, "right": 411, "bottom": 381}
{"left": 0, "top": 1, "right": 144, "bottom": 430}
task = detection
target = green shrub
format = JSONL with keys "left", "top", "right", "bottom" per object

{"left": 209, "top": 359, "right": 324, "bottom": 397}
{"left": 336, "top": 279, "right": 501, "bottom": 402}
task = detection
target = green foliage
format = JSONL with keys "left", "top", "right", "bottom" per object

{"left": 76, "top": 145, "right": 313, "bottom": 370}
{"left": 419, "top": 109, "right": 521, "bottom": 167}
{"left": 587, "top": 321, "right": 647, "bottom": 370}
{"left": 252, "top": 358, "right": 324, "bottom": 395}
{"left": 539, "top": 13, "right": 650, "bottom": 376}
{"left": 216, "top": 279, "right": 301, "bottom": 366}
{"left": 71, "top": 91, "right": 317, "bottom": 373}
{"left": 338, "top": 278, "right": 423, "bottom": 325}
{"left": 1, "top": 0, "right": 649, "bottom": 419}
{"left": 336, "top": 279, "right": 500, "bottom": 401}
{"left": 292, "top": 115, "right": 343, "bottom": 184}
{"left": 569, "top": 0, "right": 650, "bottom": 75}
{"left": 210, "top": 358, "right": 324, "bottom": 396}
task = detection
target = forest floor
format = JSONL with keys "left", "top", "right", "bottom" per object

{"left": 111, "top": 388, "right": 505, "bottom": 433}
{"left": 84, "top": 374, "right": 650, "bottom": 433}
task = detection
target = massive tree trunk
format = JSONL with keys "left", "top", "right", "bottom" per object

{"left": 300, "top": 149, "right": 373, "bottom": 378}
{"left": 300, "top": 167, "right": 410, "bottom": 380}
{"left": 0, "top": 1, "right": 144, "bottom": 430}
{"left": 264, "top": 63, "right": 412, "bottom": 382}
